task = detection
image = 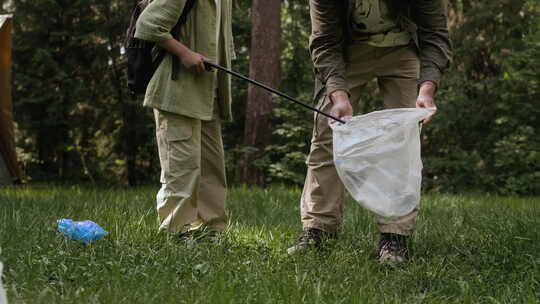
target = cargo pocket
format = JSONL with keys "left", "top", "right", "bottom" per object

{"left": 156, "top": 111, "right": 198, "bottom": 184}
{"left": 166, "top": 115, "right": 193, "bottom": 142}
{"left": 165, "top": 115, "right": 198, "bottom": 172}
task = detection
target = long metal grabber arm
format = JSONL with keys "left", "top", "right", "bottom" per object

{"left": 203, "top": 61, "right": 346, "bottom": 124}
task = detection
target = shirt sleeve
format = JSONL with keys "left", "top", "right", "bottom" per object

{"left": 309, "top": 0, "right": 349, "bottom": 96}
{"left": 134, "top": 0, "right": 187, "bottom": 42}
{"left": 411, "top": 0, "right": 453, "bottom": 88}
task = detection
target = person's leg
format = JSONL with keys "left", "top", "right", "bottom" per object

{"left": 374, "top": 44, "right": 421, "bottom": 262}
{"left": 155, "top": 109, "right": 202, "bottom": 234}
{"left": 300, "top": 94, "right": 345, "bottom": 234}
{"left": 300, "top": 43, "right": 378, "bottom": 234}
{"left": 287, "top": 97, "right": 343, "bottom": 253}
{"left": 289, "top": 44, "right": 376, "bottom": 254}
{"left": 197, "top": 112, "right": 227, "bottom": 232}
{"left": 375, "top": 44, "right": 421, "bottom": 237}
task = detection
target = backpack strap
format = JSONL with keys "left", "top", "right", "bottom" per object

{"left": 170, "top": 0, "right": 197, "bottom": 80}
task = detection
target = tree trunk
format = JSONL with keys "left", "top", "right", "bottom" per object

{"left": 241, "top": 0, "right": 281, "bottom": 185}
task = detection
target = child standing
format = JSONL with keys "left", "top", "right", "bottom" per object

{"left": 135, "top": 0, "right": 235, "bottom": 238}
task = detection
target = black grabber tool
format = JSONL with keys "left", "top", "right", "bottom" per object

{"left": 204, "top": 61, "right": 346, "bottom": 124}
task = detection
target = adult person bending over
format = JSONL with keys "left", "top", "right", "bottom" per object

{"left": 135, "top": 0, "right": 235, "bottom": 240}
{"left": 288, "top": 0, "right": 452, "bottom": 263}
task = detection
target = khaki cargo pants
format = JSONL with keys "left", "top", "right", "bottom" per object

{"left": 301, "top": 43, "right": 420, "bottom": 236}
{"left": 154, "top": 105, "right": 227, "bottom": 234}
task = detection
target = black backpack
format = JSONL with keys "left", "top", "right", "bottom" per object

{"left": 125, "top": 0, "right": 197, "bottom": 95}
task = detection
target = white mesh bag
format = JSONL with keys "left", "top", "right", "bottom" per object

{"left": 330, "top": 108, "right": 434, "bottom": 218}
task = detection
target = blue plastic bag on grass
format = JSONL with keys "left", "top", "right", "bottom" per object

{"left": 57, "top": 219, "right": 108, "bottom": 244}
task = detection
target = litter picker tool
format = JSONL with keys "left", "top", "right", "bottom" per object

{"left": 204, "top": 61, "right": 345, "bottom": 124}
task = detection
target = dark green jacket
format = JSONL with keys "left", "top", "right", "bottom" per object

{"left": 310, "top": 0, "right": 452, "bottom": 98}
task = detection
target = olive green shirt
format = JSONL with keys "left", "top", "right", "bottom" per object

{"left": 135, "top": 0, "right": 235, "bottom": 121}
{"left": 309, "top": 0, "right": 452, "bottom": 97}
{"left": 351, "top": 0, "right": 412, "bottom": 47}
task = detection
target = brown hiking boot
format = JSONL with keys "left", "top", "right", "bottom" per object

{"left": 378, "top": 233, "right": 409, "bottom": 264}
{"left": 287, "top": 228, "right": 337, "bottom": 254}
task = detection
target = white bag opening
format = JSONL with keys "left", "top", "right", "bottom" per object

{"left": 330, "top": 108, "right": 434, "bottom": 218}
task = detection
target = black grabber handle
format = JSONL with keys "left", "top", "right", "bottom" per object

{"left": 204, "top": 61, "right": 346, "bottom": 124}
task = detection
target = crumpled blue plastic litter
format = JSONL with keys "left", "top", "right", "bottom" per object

{"left": 57, "top": 219, "right": 108, "bottom": 244}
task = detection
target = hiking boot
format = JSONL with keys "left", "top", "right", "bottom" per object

{"left": 378, "top": 233, "right": 409, "bottom": 264}
{"left": 178, "top": 227, "right": 220, "bottom": 243}
{"left": 287, "top": 228, "right": 337, "bottom": 254}
{"left": 196, "top": 230, "right": 220, "bottom": 243}
{"left": 177, "top": 230, "right": 196, "bottom": 241}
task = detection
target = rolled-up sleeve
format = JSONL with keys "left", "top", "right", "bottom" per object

{"left": 309, "top": 0, "right": 348, "bottom": 96}
{"left": 411, "top": 0, "right": 452, "bottom": 87}
{"left": 134, "top": 0, "right": 187, "bottom": 42}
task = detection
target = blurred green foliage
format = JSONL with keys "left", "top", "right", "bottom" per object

{"left": 1, "top": 0, "right": 539, "bottom": 194}
{"left": 422, "top": 0, "right": 540, "bottom": 195}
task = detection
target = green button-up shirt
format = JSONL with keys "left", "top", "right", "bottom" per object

{"left": 135, "top": 0, "right": 235, "bottom": 121}
{"left": 309, "top": 0, "right": 452, "bottom": 98}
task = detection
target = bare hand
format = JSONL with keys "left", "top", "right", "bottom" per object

{"left": 329, "top": 90, "right": 353, "bottom": 124}
{"left": 180, "top": 50, "right": 207, "bottom": 73}
{"left": 157, "top": 39, "right": 208, "bottom": 74}
{"left": 416, "top": 81, "right": 437, "bottom": 124}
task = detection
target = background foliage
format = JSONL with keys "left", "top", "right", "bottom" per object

{"left": 423, "top": 0, "right": 540, "bottom": 195}
{"left": 1, "top": 0, "right": 539, "bottom": 194}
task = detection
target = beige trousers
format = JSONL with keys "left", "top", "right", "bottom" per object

{"left": 154, "top": 106, "right": 227, "bottom": 234}
{"left": 301, "top": 43, "right": 420, "bottom": 236}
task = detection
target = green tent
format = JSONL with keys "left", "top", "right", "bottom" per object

{"left": 0, "top": 15, "right": 22, "bottom": 185}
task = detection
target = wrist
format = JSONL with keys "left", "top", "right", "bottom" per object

{"left": 177, "top": 46, "right": 192, "bottom": 59}
{"left": 329, "top": 90, "right": 349, "bottom": 104}
{"left": 419, "top": 81, "right": 437, "bottom": 97}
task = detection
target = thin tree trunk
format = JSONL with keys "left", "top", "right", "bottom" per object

{"left": 241, "top": 0, "right": 282, "bottom": 185}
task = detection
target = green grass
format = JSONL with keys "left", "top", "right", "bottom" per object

{"left": 1, "top": 185, "right": 540, "bottom": 303}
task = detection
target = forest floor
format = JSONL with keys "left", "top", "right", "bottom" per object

{"left": 1, "top": 185, "right": 539, "bottom": 303}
